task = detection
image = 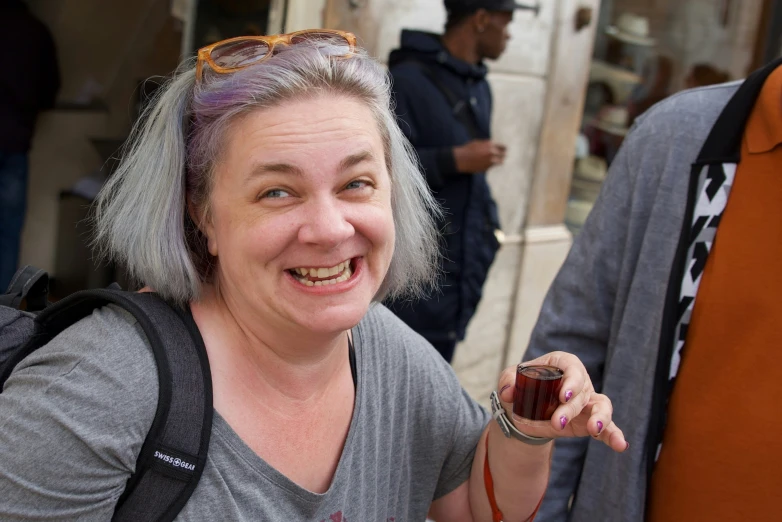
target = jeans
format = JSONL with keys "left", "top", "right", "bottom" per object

{"left": 0, "top": 152, "right": 29, "bottom": 290}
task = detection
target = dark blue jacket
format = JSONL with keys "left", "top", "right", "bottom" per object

{"left": 386, "top": 30, "right": 500, "bottom": 343}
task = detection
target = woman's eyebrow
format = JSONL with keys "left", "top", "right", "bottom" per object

{"left": 246, "top": 150, "right": 376, "bottom": 183}
{"left": 245, "top": 162, "right": 304, "bottom": 186}
{"left": 339, "top": 150, "right": 376, "bottom": 171}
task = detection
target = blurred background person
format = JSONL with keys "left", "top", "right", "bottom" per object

{"left": 0, "top": 0, "right": 60, "bottom": 289}
{"left": 385, "top": 0, "right": 536, "bottom": 363}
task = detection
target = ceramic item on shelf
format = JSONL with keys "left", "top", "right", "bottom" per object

{"left": 606, "top": 13, "right": 656, "bottom": 47}
{"left": 591, "top": 105, "right": 630, "bottom": 137}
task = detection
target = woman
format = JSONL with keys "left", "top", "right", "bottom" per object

{"left": 0, "top": 31, "right": 627, "bottom": 520}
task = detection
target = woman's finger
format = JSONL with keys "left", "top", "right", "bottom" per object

{"left": 551, "top": 383, "right": 592, "bottom": 432}
{"left": 524, "top": 352, "right": 589, "bottom": 404}
{"left": 598, "top": 421, "right": 628, "bottom": 453}
{"left": 497, "top": 366, "right": 517, "bottom": 404}
{"left": 584, "top": 394, "right": 613, "bottom": 438}
{"left": 547, "top": 353, "right": 588, "bottom": 410}
{"left": 587, "top": 395, "right": 627, "bottom": 452}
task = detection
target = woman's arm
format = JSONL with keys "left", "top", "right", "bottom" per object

{"left": 429, "top": 425, "right": 550, "bottom": 522}
{"left": 430, "top": 352, "right": 628, "bottom": 521}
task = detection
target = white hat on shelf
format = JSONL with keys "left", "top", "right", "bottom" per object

{"left": 606, "top": 13, "right": 656, "bottom": 47}
{"left": 574, "top": 155, "right": 608, "bottom": 182}
{"left": 570, "top": 178, "right": 602, "bottom": 204}
{"left": 565, "top": 199, "right": 594, "bottom": 234}
{"left": 591, "top": 105, "right": 630, "bottom": 137}
{"left": 590, "top": 59, "right": 643, "bottom": 86}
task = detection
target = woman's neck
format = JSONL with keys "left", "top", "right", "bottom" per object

{"left": 191, "top": 285, "right": 351, "bottom": 407}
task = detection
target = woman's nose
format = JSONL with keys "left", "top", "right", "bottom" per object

{"left": 297, "top": 197, "right": 355, "bottom": 247}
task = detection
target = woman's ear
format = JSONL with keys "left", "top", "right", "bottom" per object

{"left": 188, "top": 196, "right": 218, "bottom": 257}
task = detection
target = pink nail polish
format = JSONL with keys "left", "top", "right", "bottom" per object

{"left": 564, "top": 390, "right": 573, "bottom": 403}
{"left": 597, "top": 421, "right": 603, "bottom": 434}
{"left": 560, "top": 415, "right": 567, "bottom": 430}
{"left": 625, "top": 441, "right": 630, "bottom": 451}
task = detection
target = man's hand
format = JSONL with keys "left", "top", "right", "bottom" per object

{"left": 453, "top": 140, "right": 506, "bottom": 173}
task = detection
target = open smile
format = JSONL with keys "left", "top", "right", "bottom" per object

{"left": 287, "top": 258, "right": 358, "bottom": 287}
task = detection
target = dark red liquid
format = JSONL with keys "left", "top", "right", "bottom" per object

{"left": 513, "top": 365, "right": 564, "bottom": 421}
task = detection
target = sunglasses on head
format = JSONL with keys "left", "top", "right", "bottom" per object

{"left": 195, "top": 29, "right": 357, "bottom": 82}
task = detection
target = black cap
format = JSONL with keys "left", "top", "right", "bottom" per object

{"left": 444, "top": 0, "right": 539, "bottom": 15}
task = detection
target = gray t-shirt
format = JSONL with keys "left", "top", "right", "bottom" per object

{"left": 0, "top": 303, "right": 490, "bottom": 521}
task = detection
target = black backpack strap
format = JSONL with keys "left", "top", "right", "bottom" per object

{"left": 403, "top": 60, "right": 482, "bottom": 139}
{"left": 0, "top": 265, "right": 50, "bottom": 312}
{"left": 109, "top": 292, "right": 212, "bottom": 522}
{"left": 2, "top": 289, "right": 212, "bottom": 522}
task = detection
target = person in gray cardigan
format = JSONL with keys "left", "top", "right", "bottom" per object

{"left": 525, "top": 56, "right": 782, "bottom": 521}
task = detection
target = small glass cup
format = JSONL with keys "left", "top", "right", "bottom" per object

{"left": 512, "top": 365, "right": 564, "bottom": 421}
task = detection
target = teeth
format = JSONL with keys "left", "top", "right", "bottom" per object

{"left": 335, "top": 265, "right": 353, "bottom": 283}
{"left": 291, "top": 259, "right": 354, "bottom": 286}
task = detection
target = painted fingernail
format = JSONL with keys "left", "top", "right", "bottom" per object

{"left": 625, "top": 441, "right": 630, "bottom": 451}
{"left": 500, "top": 384, "right": 511, "bottom": 395}
{"left": 564, "top": 390, "right": 573, "bottom": 403}
{"left": 596, "top": 421, "right": 603, "bottom": 434}
{"left": 560, "top": 415, "right": 567, "bottom": 430}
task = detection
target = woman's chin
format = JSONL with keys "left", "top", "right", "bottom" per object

{"left": 290, "top": 305, "right": 367, "bottom": 336}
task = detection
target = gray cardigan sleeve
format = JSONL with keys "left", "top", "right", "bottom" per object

{"left": 522, "top": 124, "right": 643, "bottom": 521}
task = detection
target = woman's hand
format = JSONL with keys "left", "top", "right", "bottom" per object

{"left": 496, "top": 351, "right": 628, "bottom": 452}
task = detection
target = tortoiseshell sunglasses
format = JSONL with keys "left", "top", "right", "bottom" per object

{"left": 195, "top": 29, "right": 357, "bottom": 82}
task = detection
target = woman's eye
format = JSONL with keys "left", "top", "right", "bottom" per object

{"left": 260, "top": 188, "right": 291, "bottom": 199}
{"left": 345, "top": 179, "right": 371, "bottom": 190}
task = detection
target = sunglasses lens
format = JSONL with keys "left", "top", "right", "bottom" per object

{"left": 211, "top": 39, "right": 271, "bottom": 69}
{"left": 289, "top": 31, "right": 352, "bottom": 56}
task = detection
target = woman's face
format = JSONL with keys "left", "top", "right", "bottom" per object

{"left": 203, "top": 94, "right": 395, "bottom": 335}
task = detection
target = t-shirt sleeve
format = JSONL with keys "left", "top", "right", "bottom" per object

{"left": 0, "top": 305, "right": 158, "bottom": 520}
{"left": 431, "top": 364, "right": 491, "bottom": 500}
{"left": 370, "top": 303, "right": 491, "bottom": 501}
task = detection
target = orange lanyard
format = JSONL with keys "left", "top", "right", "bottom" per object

{"left": 483, "top": 434, "right": 545, "bottom": 522}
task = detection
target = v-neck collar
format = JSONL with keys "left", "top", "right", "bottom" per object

{"left": 209, "top": 323, "right": 364, "bottom": 503}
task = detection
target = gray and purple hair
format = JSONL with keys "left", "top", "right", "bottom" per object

{"left": 93, "top": 42, "right": 440, "bottom": 304}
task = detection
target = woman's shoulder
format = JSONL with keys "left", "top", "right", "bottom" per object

{"left": 0, "top": 304, "right": 159, "bottom": 519}
{"left": 17, "top": 303, "right": 157, "bottom": 385}
{"left": 359, "top": 303, "right": 435, "bottom": 354}
{"left": 357, "top": 303, "right": 458, "bottom": 386}
{"left": 9, "top": 303, "right": 159, "bottom": 424}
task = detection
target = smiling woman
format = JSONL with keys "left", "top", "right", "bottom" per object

{"left": 0, "top": 29, "right": 627, "bottom": 522}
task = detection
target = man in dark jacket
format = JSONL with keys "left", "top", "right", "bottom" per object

{"left": 386, "top": 0, "right": 533, "bottom": 362}
{"left": 0, "top": 0, "right": 60, "bottom": 289}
